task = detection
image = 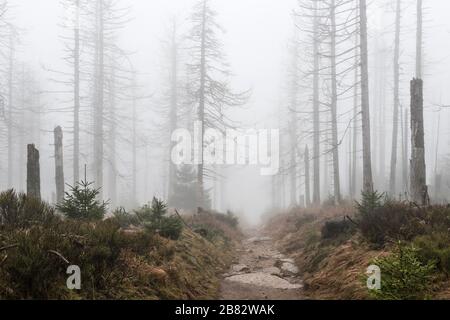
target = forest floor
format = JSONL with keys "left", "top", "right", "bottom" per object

{"left": 219, "top": 229, "right": 305, "bottom": 300}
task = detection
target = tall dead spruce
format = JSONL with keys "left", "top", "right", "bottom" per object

{"left": 410, "top": 79, "right": 428, "bottom": 205}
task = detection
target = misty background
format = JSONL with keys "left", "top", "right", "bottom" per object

{"left": 1, "top": 0, "right": 450, "bottom": 224}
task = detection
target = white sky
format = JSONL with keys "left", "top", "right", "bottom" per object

{"left": 7, "top": 0, "right": 450, "bottom": 221}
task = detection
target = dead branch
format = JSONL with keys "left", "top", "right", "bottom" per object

{"left": 0, "top": 244, "right": 19, "bottom": 252}
{"left": 48, "top": 250, "right": 70, "bottom": 264}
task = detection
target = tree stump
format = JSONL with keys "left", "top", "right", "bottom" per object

{"left": 27, "top": 144, "right": 41, "bottom": 200}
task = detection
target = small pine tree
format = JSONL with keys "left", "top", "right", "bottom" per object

{"left": 135, "top": 197, "right": 183, "bottom": 240}
{"left": 356, "top": 190, "right": 385, "bottom": 217}
{"left": 370, "top": 242, "right": 436, "bottom": 300}
{"left": 171, "top": 165, "right": 197, "bottom": 210}
{"left": 57, "top": 180, "right": 108, "bottom": 221}
{"left": 171, "top": 165, "right": 212, "bottom": 210}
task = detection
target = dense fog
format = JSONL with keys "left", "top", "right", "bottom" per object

{"left": 1, "top": 0, "right": 450, "bottom": 224}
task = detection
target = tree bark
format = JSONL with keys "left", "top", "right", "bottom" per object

{"left": 94, "top": 0, "right": 104, "bottom": 197}
{"left": 27, "top": 144, "right": 41, "bottom": 200}
{"left": 312, "top": 0, "right": 321, "bottom": 205}
{"left": 289, "top": 37, "right": 299, "bottom": 207}
{"left": 132, "top": 76, "right": 137, "bottom": 207}
{"left": 389, "top": 0, "right": 401, "bottom": 196}
{"left": 410, "top": 78, "right": 428, "bottom": 205}
{"left": 416, "top": 0, "right": 423, "bottom": 79}
{"left": 54, "top": 126, "right": 65, "bottom": 204}
{"left": 108, "top": 58, "right": 117, "bottom": 207}
{"left": 330, "top": 0, "right": 341, "bottom": 204}
{"left": 73, "top": 0, "right": 80, "bottom": 185}
{"left": 168, "top": 20, "right": 179, "bottom": 206}
{"left": 359, "top": 0, "right": 374, "bottom": 193}
{"left": 7, "top": 33, "right": 14, "bottom": 189}
{"left": 351, "top": 28, "right": 359, "bottom": 199}
{"left": 196, "top": 0, "right": 207, "bottom": 208}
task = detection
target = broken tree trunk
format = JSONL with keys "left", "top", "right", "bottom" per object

{"left": 27, "top": 144, "right": 41, "bottom": 200}
{"left": 410, "top": 78, "right": 429, "bottom": 205}
{"left": 54, "top": 126, "right": 65, "bottom": 204}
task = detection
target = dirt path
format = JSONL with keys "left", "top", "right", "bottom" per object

{"left": 219, "top": 230, "right": 305, "bottom": 300}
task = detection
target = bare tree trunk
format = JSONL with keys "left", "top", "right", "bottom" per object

{"left": 73, "top": 0, "right": 80, "bottom": 185}
{"left": 389, "top": 0, "right": 401, "bottom": 196}
{"left": 416, "top": 0, "right": 423, "bottom": 79}
{"left": 400, "top": 106, "right": 405, "bottom": 195}
{"left": 132, "top": 78, "right": 137, "bottom": 206}
{"left": 305, "top": 145, "right": 311, "bottom": 207}
{"left": 289, "top": 127, "right": 297, "bottom": 206}
{"left": 7, "top": 33, "right": 14, "bottom": 189}
{"left": 313, "top": 0, "right": 321, "bottom": 205}
{"left": 94, "top": 0, "right": 104, "bottom": 197}
{"left": 18, "top": 66, "right": 25, "bottom": 191}
{"left": 405, "top": 111, "right": 409, "bottom": 193}
{"left": 289, "top": 37, "right": 299, "bottom": 207}
{"left": 330, "top": 0, "right": 341, "bottom": 204}
{"left": 108, "top": 61, "right": 117, "bottom": 207}
{"left": 168, "top": 20, "right": 178, "bottom": 206}
{"left": 351, "top": 31, "right": 359, "bottom": 199}
{"left": 359, "top": 0, "right": 374, "bottom": 193}
{"left": 54, "top": 126, "right": 65, "bottom": 204}
{"left": 27, "top": 144, "right": 40, "bottom": 200}
{"left": 410, "top": 78, "right": 428, "bottom": 205}
{"left": 196, "top": 0, "right": 207, "bottom": 208}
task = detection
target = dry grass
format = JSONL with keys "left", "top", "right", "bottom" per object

{"left": 264, "top": 206, "right": 387, "bottom": 300}
{"left": 0, "top": 192, "right": 239, "bottom": 300}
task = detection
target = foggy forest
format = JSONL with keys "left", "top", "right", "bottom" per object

{"left": 1, "top": 0, "right": 450, "bottom": 302}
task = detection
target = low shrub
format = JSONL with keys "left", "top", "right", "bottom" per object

{"left": 321, "top": 219, "right": 355, "bottom": 240}
{"left": 218, "top": 211, "right": 239, "bottom": 229}
{"left": 414, "top": 232, "right": 450, "bottom": 276}
{"left": 0, "top": 190, "right": 59, "bottom": 229}
{"left": 187, "top": 210, "right": 241, "bottom": 243}
{"left": 423, "top": 206, "right": 450, "bottom": 232}
{"left": 112, "top": 207, "right": 139, "bottom": 228}
{"left": 369, "top": 243, "right": 436, "bottom": 300}
{"left": 193, "top": 224, "right": 226, "bottom": 243}
{"left": 295, "top": 214, "right": 316, "bottom": 229}
{"left": 356, "top": 192, "right": 425, "bottom": 246}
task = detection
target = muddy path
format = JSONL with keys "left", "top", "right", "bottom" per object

{"left": 219, "top": 230, "right": 305, "bottom": 300}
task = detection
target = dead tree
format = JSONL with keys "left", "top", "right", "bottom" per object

{"left": 359, "top": 0, "right": 374, "bottom": 193}
{"left": 71, "top": 0, "right": 81, "bottom": 185}
{"left": 288, "top": 31, "right": 300, "bottom": 207}
{"left": 351, "top": 26, "right": 359, "bottom": 200}
{"left": 187, "top": 0, "right": 249, "bottom": 207}
{"left": 410, "top": 78, "right": 428, "bottom": 205}
{"left": 389, "top": 0, "right": 401, "bottom": 196}
{"left": 54, "top": 126, "right": 65, "bottom": 204}
{"left": 312, "top": 0, "right": 321, "bottom": 205}
{"left": 7, "top": 31, "right": 15, "bottom": 189}
{"left": 416, "top": 0, "right": 423, "bottom": 79}
{"left": 27, "top": 144, "right": 40, "bottom": 200}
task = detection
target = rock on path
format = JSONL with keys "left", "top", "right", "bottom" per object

{"left": 225, "top": 273, "right": 302, "bottom": 290}
{"left": 219, "top": 231, "right": 304, "bottom": 300}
